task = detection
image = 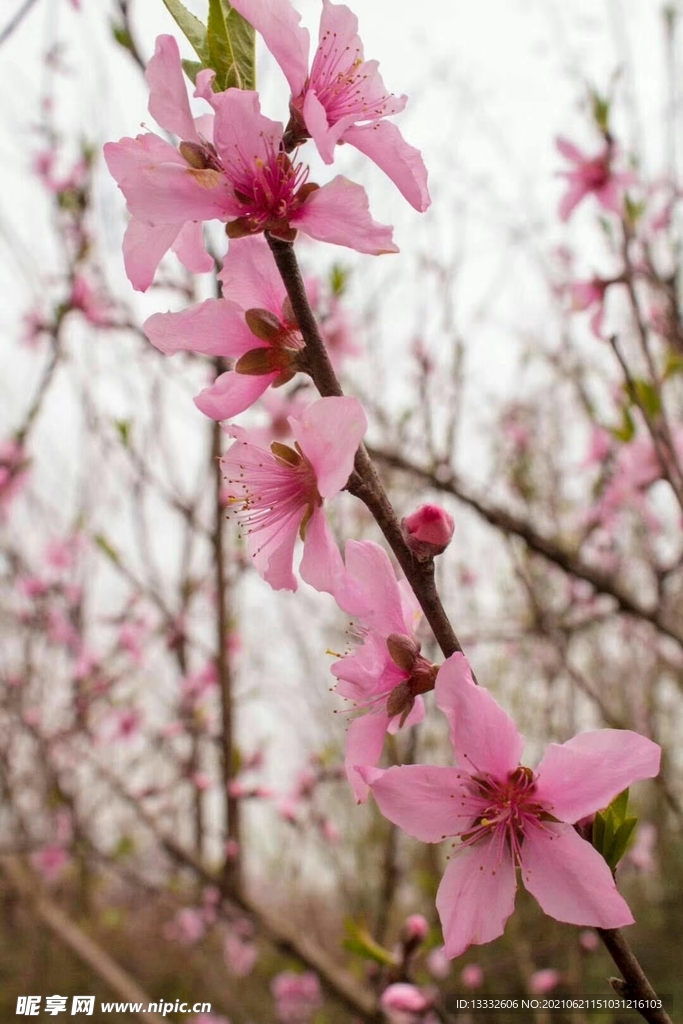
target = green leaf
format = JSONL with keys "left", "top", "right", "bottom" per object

{"left": 342, "top": 919, "right": 397, "bottom": 967}
{"left": 330, "top": 264, "right": 350, "bottom": 298}
{"left": 94, "top": 533, "right": 120, "bottom": 566}
{"left": 664, "top": 352, "right": 683, "bottom": 379}
{"left": 111, "top": 22, "right": 135, "bottom": 54}
{"left": 207, "top": 0, "right": 256, "bottom": 91}
{"left": 629, "top": 378, "right": 662, "bottom": 419}
{"left": 115, "top": 419, "right": 132, "bottom": 447}
{"left": 182, "top": 59, "right": 205, "bottom": 85}
{"left": 161, "top": 0, "right": 209, "bottom": 63}
{"left": 591, "top": 91, "right": 611, "bottom": 134}
{"left": 610, "top": 405, "right": 635, "bottom": 443}
{"left": 113, "top": 834, "right": 135, "bottom": 859}
{"left": 610, "top": 788, "right": 630, "bottom": 823}
{"left": 608, "top": 817, "right": 638, "bottom": 870}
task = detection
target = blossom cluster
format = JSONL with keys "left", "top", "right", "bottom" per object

{"left": 103, "top": 0, "right": 661, "bottom": 974}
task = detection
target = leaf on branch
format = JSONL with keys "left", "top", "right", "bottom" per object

{"left": 207, "top": 0, "right": 256, "bottom": 92}
{"left": 161, "top": 0, "right": 210, "bottom": 63}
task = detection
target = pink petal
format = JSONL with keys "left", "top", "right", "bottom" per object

{"left": 144, "top": 299, "right": 251, "bottom": 356}
{"left": 195, "top": 371, "right": 274, "bottom": 420}
{"left": 337, "top": 540, "right": 409, "bottom": 635}
{"left": 121, "top": 219, "right": 181, "bottom": 292}
{"left": 218, "top": 234, "right": 287, "bottom": 313}
{"left": 125, "top": 161, "right": 237, "bottom": 224}
{"left": 249, "top": 508, "right": 300, "bottom": 591}
{"left": 344, "top": 709, "right": 392, "bottom": 803}
{"left": 556, "top": 136, "right": 585, "bottom": 164}
{"left": 146, "top": 35, "right": 199, "bottom": 141}
{"left": 299, "top": 506, "right": 345, "bottom": 595}
{"left": 172, "top": 221, "right": 214, "bottom": 274}
{"left": 364, "top": 763, "right": 469, "bottom": 842}
{"left": 104, "top": 134, "right": 179, "bottom": 185}
{"left": 290, "top": 396, "right": 366, "bottom": 498}
{"left": 229, "top": 0, "right": 309, "bottom": 96}
{"left": 302, "top": 88, "right": 352, "bottom": 162}
{"left": 212, "top": 89, "right": 284, "bottom": 176}
{"left": 435, "top": 654, "right": 524, "bottom": 778}
{"left": 558, "top": 179, "right": 588, "bottom": 222}
{"left": 596, "top": 180, "right": 626, "bottom": 216}
{"left": 437, "top": 841, "right": 517, "bottom": 958}
{"left": 521, "top": 822, "right": 634, "bottom": 928}
{"left": 290, "top": 176, "right": 398, "bottom": 255}
{"left": 534, "top": 730, "right": 660, "bottom": 823}
{"left": 344, "top": 121, "right": 431, "bottom": 212}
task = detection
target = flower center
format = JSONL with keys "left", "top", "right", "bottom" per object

{"left": 450, "top": 766, "right": 551, "bottom": 864}
{"left": 307, "top": 31, "right": 392, "bottom": 123}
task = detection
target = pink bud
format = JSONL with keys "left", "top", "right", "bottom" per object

{"left": 426, "top": 945, "right": 450, "bottom": 979}
{"left": 460, "top": 963, "right": 484, "bottom": 989}
{"left": 529, "top": 969, "right": 561, "bottom": 995}
{"left": 579, "top": 930, "right": 599, "bottom": 952}
{"left": 401, "top": 504, "right": 454, "bottom": 560}
{"left": 403, "top": 914, "right": 429, "bottom": 943}
{"left": 381, "top": 983, "right": 432, "bottom": 1014}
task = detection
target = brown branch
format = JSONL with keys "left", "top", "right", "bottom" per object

{"left": 368, "top": 446, "right": 683, "bottom": 648}
{"left": 265, "top": 234, "right": 464, "bottom": 661}
{"left": 597, "top": 927, "right": 673, "bottom": 1024}
{"left": 89, "top": 759, "right": 379, "bottom": 1020}
{"left": 0, "top": 856, "right": 173, "bottom": 1024}
{"left": 212, "top": 417, "right": 241, "bottom": 894}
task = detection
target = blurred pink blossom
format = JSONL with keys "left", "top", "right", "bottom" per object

{"left": 271, "top": 971, "right": 323, "bottom": 1023}
{"left": 529, "top": 969, "right": 561, "bottom": 994}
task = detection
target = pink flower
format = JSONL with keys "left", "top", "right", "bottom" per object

{"left": 579, "top": 930, "right": 599, "bottom": 952}
{"left": 0, "top": 439, "right": 29, "bottom": 518}
{"left": 381, "top": 983, "right": 433, "bottom": 1022}
{"left": 362, "top": 652, "right": 660, "bottom": 958}
{"left": 569, "top": 277, "right": 610, "bottom": 338}
{"left": 401, "top": 504, "right": 454, "bottom": 559}
{"left": 220, "top": 396, "right": 366, "bottom": 592}
{"left": 166, "top": 907, "right": 206, "bottom": 945}
{"left": 460, "top": 963, "right": 483, "bottom": 989}
{"left": 330, "top": 540, "right": 430, "bottom": 802}
{"left": 426, "top": 946, "right": 450, "bottom": 980}
{"left": 70, "top": 275, "right": 114, "bottom": 326}
{"left": 145, "top": 235, "right": 307, "bottom": 422}
{"left": 103, "top": 36, "right": 216, "bottom": 290}
{"left": 271, "top": 971, "right": 323, "bottom": 1023}
{"left": 31, "top": 846, "right": 70, "bottom": 883}
{"left": 556, "top": 136, "right": 634, "bottom": 222}
{"left": 230, "top": 0, "right": 430, "bottom": 211}
{"left": 224, "top": 920, "right": 258, "bottom": 977}
{"left": 529, "top": 969, "right": 561, "bottom": 995}
{"left": 403, "top": 914, "right": 429, "bottom": 943}
{"left": 106, "top": 41, "right": 397, "bottom": 270}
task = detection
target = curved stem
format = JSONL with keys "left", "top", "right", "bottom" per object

{"left": 265, "top": 234, "right": 463, "bottom": 660}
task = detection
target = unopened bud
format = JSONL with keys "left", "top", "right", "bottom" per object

{"left": 381, "top": 983, "right": 433, "bottom": 1016}
{"left": 401, "top": 504, "right": 454, "bottom": 560}
{"left": 386, "top": 633, "right": 419, "bottom": 672}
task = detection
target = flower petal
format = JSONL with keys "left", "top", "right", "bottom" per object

{"left": 436, "top": 654, "right": 524, "bottom": 778}
{"left": 344, "top": 708, "right": 392, "bottom": 803}
{"left": 300, "top": 506, "right": 345, "bottom": 596}
{"left": 212, "top": 89, "right": 284, "bottom": 177}
{"left": 344, "top": 120, "right": 431, "bottom": 212}
{"left": 172, "top": 221, "right": 215, "bottom": 274}
{"left": 290, "top": 396, "right": 366, "bottom": 498}
{"left": 146, "top": 35, "right": 200, "bottom": 142}
{"left": 218, "top": 235, "right": 287, "bottom": 313}
{"left": 336, "top": 540, "right": 410, "bottom": 635}
{"left": 521, "top": 822, "right": 634, "bottom": 928}
{"left": 534, "top": 730, "right": 660, "bottom": 823}
{"left": 121, "top": 219, "right": 181, "bottom": 292}
{"left": 195, "top": 371, "right": 274, "bottom": 420}
{"left": 144, "top": 299, "right": 251, "bottom": 356}
{"left": 290, "top": 176, "right": 398, "bottom": 255}
{"left": 437, "top": 840, "right": 517, "bottom": 958}
{"left": 364, "top": 764, "right": 470, "bottom": 843}
{"left": 229, "top": 0, "right": 309, "bottom": 96}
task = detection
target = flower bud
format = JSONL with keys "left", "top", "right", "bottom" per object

{"left": 401, "top": 504, "right": 454, "bottom": 560}
{"left": 380, "top": 983, "right": 432, "bottom": 1015}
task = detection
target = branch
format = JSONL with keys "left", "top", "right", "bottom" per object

{"left": 598, "top": 928, "right": 673, "bottom": 1024}
{"left": 265, "top": 234, "right": 464, "bottom": 662}
{"left": 0, "top": 856, "right": 173, "bottom": 1024}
